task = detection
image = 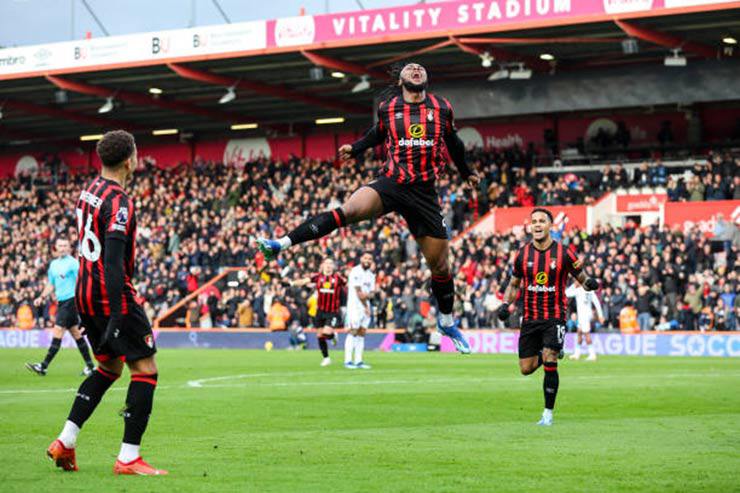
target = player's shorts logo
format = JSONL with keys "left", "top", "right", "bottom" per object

{"left": 408, "top": 123, "right": 426, "bottom": 139}
{"left": 535, "top": 271, "right": 548, "bottom": 285}
{"left": 144, "top": 334, "right": 154, "bottom": 348}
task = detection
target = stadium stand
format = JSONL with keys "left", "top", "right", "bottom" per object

{"left": 0, "top": 148, "right": 736, "bottom": 332}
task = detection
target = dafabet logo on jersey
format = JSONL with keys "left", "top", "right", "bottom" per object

{"left": 535, "top": 272, "right": 548, "bottom": 285}
{"left": 399, "top": 123, "right": 433, "bottom": 147}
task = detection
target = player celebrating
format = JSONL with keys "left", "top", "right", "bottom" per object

{"left": 566, "top": 280, "right": 604, "bottom": 361}
{"left": 26, "top": 238, "right": 95, "bottom": 377}
{"left": 45, "top": 130, "right": 167, "bottom": 475}
{"left": 291, "top": 258, "right": 346, "bottom": 366}
{"left": 258, "top": 62, "right": 477, "bottom": 355}
{"left": 345, "top": 252, "right": 376, "bottom": 369}
{"left": 497, "top": 208, "right": 599, "bottom": 426}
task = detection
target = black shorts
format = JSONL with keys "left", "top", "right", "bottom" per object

{"left": 314, "top": 310, "right": 340, "bottom": 329}
{"left": 55, "top": 298, "right": 80, "bottom": 329}
{"left": 518, "top": 319, "right": 566, "bottom": 359}
{"left": 367, "top": 176, "right": 448, "bottom": 239}
{"left": 79, "top": 303, "right": 156, "bottom": 363}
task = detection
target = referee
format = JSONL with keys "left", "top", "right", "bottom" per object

{"left": 26, "top": 238, "right": 95, "bottom": 376}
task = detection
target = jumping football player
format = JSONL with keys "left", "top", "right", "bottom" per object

{"left": 291, "top": 258, "right": 346, "bottom": 366}
{"left": 566, "top": 280, "right": 604, "bottom": 361}
{"left": 344, "top": 252, "right": 376, "bottom": 369}
{"left": 497, "top": 208, "right": 599, "bottom": 426}
{"left": 258, "top": 62, "right": 478, "bottom": 354}
{"left": 26, "top": 238, "right": 95, "bottom": 377}
{"left": 46, "top": 130, "right": 167, "bottom": 475}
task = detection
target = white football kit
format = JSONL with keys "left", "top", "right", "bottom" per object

{"left": 345, "top": 265, "right": 375, "bottom": 329}
{"left": 565, "top": 284, "right": 603, "bottom": 333}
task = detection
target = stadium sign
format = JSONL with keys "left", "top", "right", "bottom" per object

{"left": 616, "top": 193, "right": 668, "bottom": 213}
{"left": 1, "top": 0, "right": 737, "bottom": 79}
{"left": 440, "top": 331, "right": 740, "bottom": 357}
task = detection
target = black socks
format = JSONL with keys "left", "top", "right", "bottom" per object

{"left": 431, "top": 274, "right": 455, "bottom": 314}
{"left": 76, "top": 338, "right": 94, "bottom": 368}
{"left": 122, "top": 373, "right": 158, "bottom": 445}
{"left": 42, "top": 337, "right": 62, "bottom": 368}
{"left": 68, "top": 367, "right": 120, "bottom": 427}
{"left": 287, "top": 208, "right": 346, "bottom": 246}
{"left": 318, "top": 336, "right": 329, "bottom": 358}
{"left": 543, "top": 362, "right": 559, "bottom": 410}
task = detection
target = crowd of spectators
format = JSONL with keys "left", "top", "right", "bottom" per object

{"left": 0, "top": 148, "right": 737, "bottom": 334}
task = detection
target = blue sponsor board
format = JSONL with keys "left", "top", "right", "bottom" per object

{"left": 390, "top": 343, "right": 428, "bottom": 352}
{"left": 0, "top": 330, "right": 738, "bottom": 357}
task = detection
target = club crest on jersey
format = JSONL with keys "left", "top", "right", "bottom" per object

{"left": 408, "top": 123, "right": 426, "bottom": 139}
{"left": 427, "top": 112, "right": 434, "bottom": 122}
{"left": 535, "top": 272, "right": 548, "bottom": 285}
{"left": 144, "top": 334, "right": 154, "bottom": 348}
{"left": 551, "top": 260, "right": 557, "bottom": 270}
{"left": 115, "top": 207, "right": 128, "bottom": 225}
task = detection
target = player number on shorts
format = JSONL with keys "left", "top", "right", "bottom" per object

{"left": 556, "top": 324, "right": 566, "bottom": 344}
{"left": 76, "top": 208, "right": 101, "bottom": 262}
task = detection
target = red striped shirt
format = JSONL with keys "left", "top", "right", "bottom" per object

{"left": 513, "top": 241, "right": 583, "bottom": 322}
{"left": 75, "top": 177, "right": 138, "bottom": 316}
{"left": 376, "top": 92, "right": 455, "bottom": 184}
{"left": 312, "top": 273, "right": 346, "bottom": 313}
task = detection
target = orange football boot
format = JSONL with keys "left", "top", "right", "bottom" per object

{"left": 46, "top": 439, "right": 78, "bottom": 471}
{"left": 113, "top": 457, "right": 168, "bottom": 476}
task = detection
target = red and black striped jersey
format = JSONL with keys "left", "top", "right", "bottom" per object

{"left": 513, "top": 241, "right": 583, "bottom": 322}
{"left": 353, "top": 93, "right": 457, "bottom": 185}
{"left": 74, "top": 176, "right": 138, "bottom": 316}
{"left": 311, "top": 273, "right": 346, "bottom": 313}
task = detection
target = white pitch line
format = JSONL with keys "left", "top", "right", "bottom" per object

{"left": 0, "top": 371, "right": 737, "bottom": 396}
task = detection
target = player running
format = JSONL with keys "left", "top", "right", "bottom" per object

{"left": 497, "top": 208, "right": 599, "bottom": 426}
{"left": 566, "top": 280, "right": 604, "bottom": 361}
{"left": 46, "top": 130, "right": 167, "bottom": 476}
{"left": 291, "top": 258, "right": 346, "bottom": 366}
{"left": 344, "top": 253, "right": 376, "bottom": 369}
{"left": 26, "top": 238, "right": 95, "bottom": 377}
{"left": 257, "top": 62, "right": 478, "bottom": 355}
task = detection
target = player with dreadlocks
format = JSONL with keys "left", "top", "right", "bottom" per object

{"left": 258, "top": 62, "right": 479, "bottom": 354}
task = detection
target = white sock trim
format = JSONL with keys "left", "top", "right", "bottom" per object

{"left": 440, "top": 313, "right": 454, "bottom": 327}
{"left": 58, "top": 420, "right": 80, "bottom": 449}
{"left": 277, "top": 236, "right": 292, "bottom": 249}
{"left": 118, "top": 442, "right": 141, "bottom": 463}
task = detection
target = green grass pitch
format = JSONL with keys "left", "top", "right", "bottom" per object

{"left": 1, "top": 348, "right": 738, "bottom": 492}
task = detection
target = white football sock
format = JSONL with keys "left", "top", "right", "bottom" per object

{"left": 58, "top": 420, "right": 80, "bottom": 448}
{"left": 277, "top": 236, "right": 292, "bottom": 249}
{"left": 573, "top": 343, "right": 581, "bottom": 358}
{"left": 354, "top": 336, "right": 365, "bottom": 364}
{"left": 543, "top": 408, "right": 553, "bottom": 419}
{"left": 344, "top": 334, "right": 355, "bottom": 363}
{"left": 440, "top": 312, "right": 454, "bottom": 327}
{"left": 588, "top": 344, "right": 596, "bottom": 357}
{"left": 118, "top": 442, "right": 140, "bottom": 463}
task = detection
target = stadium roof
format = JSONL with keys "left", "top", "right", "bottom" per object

{"left": 0, "top": 1, "right": 738, "bottom": 148}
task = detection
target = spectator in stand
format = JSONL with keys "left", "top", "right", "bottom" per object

{"left": 634, "top": 162, "right": 651, "bottom": 187}
{"left": 688, "top": 175, "right": 706, "bottom": 202}
{"left": 635, "top": 283, "right": 654, "bottom": 331}
{"left": 649, "top": 159, "right": 667, "bottom": 187}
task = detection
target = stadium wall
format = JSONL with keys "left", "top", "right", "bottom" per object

{"left": 2, "top": 105, "right": 740, "bottom": 178}
{"left": 456, "top": 197, "right": 740, "bottom": 237}
{"left": 1, "top": 329, "right": 737, "bottom": 357}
